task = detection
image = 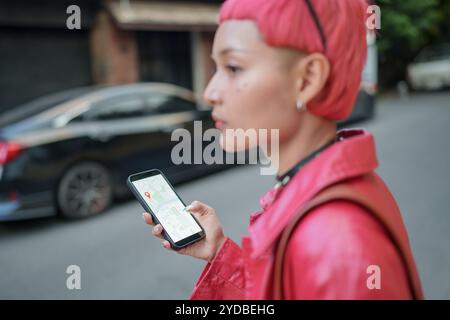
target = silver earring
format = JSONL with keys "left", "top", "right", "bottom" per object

{"left": 296, "top": 98, "right": 304, "bottom": 111}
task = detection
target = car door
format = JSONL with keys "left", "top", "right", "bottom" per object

{"left": 72, "top": 93, "right": 152, "bottom": 175}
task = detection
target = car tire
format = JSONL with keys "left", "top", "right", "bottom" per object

{"left": 57, "top": 161, "right": 113, "bottom": 219}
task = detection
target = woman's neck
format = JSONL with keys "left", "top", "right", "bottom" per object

{"left": 274, "top": 112, "right": 337, "bottom": 178}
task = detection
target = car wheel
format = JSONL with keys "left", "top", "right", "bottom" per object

{"left": 57, "top": 162, "right": 112, "bottom": 219}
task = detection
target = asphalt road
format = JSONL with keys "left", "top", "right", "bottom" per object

{"left": 1, "top": 91, "right": 449, "bottom": 299}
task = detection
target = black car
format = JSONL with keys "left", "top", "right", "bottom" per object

{"left": 0, "top": 83, "right": 224, "bottom": 221}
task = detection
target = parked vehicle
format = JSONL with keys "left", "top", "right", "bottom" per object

{"left": 0, "top": 83, "right": 225, "bottom": 221}
{"left": 407, "top": 43, "right": 450, "bottom": 91}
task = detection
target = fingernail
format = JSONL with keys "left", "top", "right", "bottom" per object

{"left": 184, "top": 205, "right": 193, "bottom": 212}
{"left": 155, "top": 225, "right": 161, "bottom": 232}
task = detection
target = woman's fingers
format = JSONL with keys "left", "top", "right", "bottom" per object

{"left": 152, "top": 224, "right": 164, "bottom": 239}
{"left": 161, "top": 241, "right": 188, "bottom": 256}
{"left": 162, "top": 240, "right": 171, "bottom": 249}
{"left": 187, "top": 200, "right": 211, "bottom": 216}
{"left": 143, "top": 203, "right": 211, "bottom": 257}
{"left": 143, "top": 213, "right": 164, "bottom": 240}
{"left": 142, "top": 212, "right": 153, "bottom": 225}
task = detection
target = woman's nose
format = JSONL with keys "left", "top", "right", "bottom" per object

{"left": 203, "top": 76, "right": 222, "bottom": 108}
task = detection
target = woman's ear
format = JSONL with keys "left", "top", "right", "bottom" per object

{"left": 295, "top": 53, "right": 330, "bottom": 106}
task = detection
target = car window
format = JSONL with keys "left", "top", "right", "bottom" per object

{"left": 433, "top": 44, "right": 450, "bottom": 58}
{"left": 0, "top": 86, "right": 97, "bottom": 127}
{"left": 142, "top": 93, "right": 196, "bottom": 114}
{"left": 83, "top": 95, "right": 146, "bottom": 121}
{"left": 416, "top": 44, "right": 450, "bottom": 62}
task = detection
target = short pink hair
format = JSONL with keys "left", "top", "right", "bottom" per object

{"left": 218, "top": 0, "right": 369, "bottom": 121}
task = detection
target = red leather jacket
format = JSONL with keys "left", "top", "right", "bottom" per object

{"left": 190, "top": 129, "right": 422, "bottom": 299}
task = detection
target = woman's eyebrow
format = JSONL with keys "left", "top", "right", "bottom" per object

{"left": 210, "top": 47, "right": 251, "bottom": 59}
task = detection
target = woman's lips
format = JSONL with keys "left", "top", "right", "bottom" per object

{"left": 212, "top": 114, "right": 226, "bottom": 130}
{"left": 214, "top": 120, "right": 226, "bottom": 130}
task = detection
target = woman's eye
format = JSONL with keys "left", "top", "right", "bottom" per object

{"left": 226, "top": 65, "right": 241, "bottom": 74}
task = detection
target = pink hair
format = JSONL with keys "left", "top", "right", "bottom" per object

{"left": 218, "top": 0, "right": 369, "bottom": 120}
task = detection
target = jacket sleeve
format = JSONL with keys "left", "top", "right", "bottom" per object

{"left": 189, "top": 237, "right": 246, "bottom": 300}
{"left": 282, "top": 200, "right": 412, "bottom": 299}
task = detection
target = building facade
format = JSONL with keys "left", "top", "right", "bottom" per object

{"left": 0, "top": 0, "right": 220, "bottom": 114}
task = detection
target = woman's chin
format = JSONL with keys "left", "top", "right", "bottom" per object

{"left": 219, "top": 134, "right": 237, "bottom": 153}
{"left": 219, "top": 131, "right": 253, "bottom": 153}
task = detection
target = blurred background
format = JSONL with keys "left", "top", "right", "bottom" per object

{"left": 0, "top": 0, "right": 449, "bottom": 299}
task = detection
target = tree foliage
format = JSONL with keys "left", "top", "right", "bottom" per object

{"left": 376, "top": 0, "right": 449, "bottom": 88}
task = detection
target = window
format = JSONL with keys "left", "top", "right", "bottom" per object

{"left": 142, "top": 93, "right": 196, "bottom": 114}
{"left": 84, "top": 94, "right": 146, "bottom": 121}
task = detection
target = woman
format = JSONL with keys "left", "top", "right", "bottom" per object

{"left": 143, "top": 0, "right": 423, "bottom": 299}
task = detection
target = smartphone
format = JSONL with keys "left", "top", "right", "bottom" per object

{"left": 127, "top": 169, "right": 205, "bottom": 250}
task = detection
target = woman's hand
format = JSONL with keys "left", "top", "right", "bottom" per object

{"left": 142, "top": 200, "right": 227, "bottom": 262}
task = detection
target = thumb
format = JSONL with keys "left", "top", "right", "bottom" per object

{"left": 188, "top": 200, "right": 211, "bottom": 216}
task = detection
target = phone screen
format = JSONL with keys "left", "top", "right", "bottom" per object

{"left": 132, "top": 174, "right": 202, "bottom": 243}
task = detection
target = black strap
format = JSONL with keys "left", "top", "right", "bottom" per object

{"left": 275, "top": 134, "right": 342, "bottom": 186}
{"left": 304, "top": 0, "right": 327, "bottom": 51}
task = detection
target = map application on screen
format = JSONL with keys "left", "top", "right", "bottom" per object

{"left": 132, "top": 174, "right": 202, "bottom": 243}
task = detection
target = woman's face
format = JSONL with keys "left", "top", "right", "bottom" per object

{"left": 204, "top": 20, "right": 304, "bottom": 152}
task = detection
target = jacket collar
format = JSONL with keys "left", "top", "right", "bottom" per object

{"left": 248, "top": 129, "right": 379, "bottom": 258}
